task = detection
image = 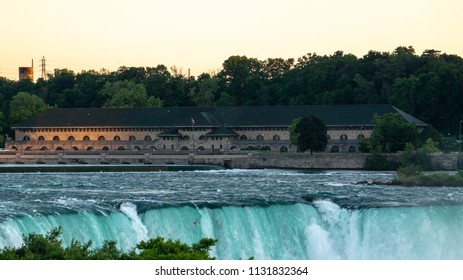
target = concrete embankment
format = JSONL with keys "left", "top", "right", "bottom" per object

{"left": 0, "top": 151, "right": 462, "bottom": 170}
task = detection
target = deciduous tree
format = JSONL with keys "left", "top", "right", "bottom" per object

{"left": 9, "top": 92, "right": 50, "bottom": 125}
{"left": 370, "top": 113, "right": 419, "bottom": 152}
{"left": 290, "top": 115, "right": 328, "bottom": 154}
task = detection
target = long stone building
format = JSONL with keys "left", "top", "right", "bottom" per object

{"left": 6, "top": 105, "right": 426, "bottom": 153}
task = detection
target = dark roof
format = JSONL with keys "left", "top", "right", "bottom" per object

{"left": 206, "top": 127, "right": 238, "bottom": 136}
{"left": 158, "top": 128, "right": 181, "bottom": 136}
{"left": 14, "top": 105, "right": 427, "bottom": 128}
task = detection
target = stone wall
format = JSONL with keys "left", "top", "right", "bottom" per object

{"left": 1, "top": 151, "right": 461, "bottom": 170}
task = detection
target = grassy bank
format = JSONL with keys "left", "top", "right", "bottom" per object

{"left": 393, "top": 165, "right": 463, "bottom": 186}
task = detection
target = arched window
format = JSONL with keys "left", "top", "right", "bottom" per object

{"left": 25, "top": 146, "right": 32, "bottom": 151}
{"left": 38, "top": 136, "right": 45, "bottom": 141}
{"left": 87, "top": 146, "right": 94, "bottom": 151}
{"left": 72, "top": 146, "right": 79, "bottom": 150}
{"left": 348, "top": 146, "right": 357, "bottom": 153}
{"left": 240, "top": 135, "right": 248, "bottom": 141}
{"left": 40, "top": 146, "right": 48, "bottom": 151}
{"left": 118, "top": 146, "right": 125, "bottom": 150}
{"left": 83, "top": 136, "right": 90, "bottom": 141}
{"left": 53, "top": 136, "right": 60, "bottom": 141}
{"left": 272, "top": 135, "right": 280, "bottom": 141}
{"left": 114, "top": 135, "right": 121, "bottom": 141}
{"left": 199, "top": 135, "right": 206, "bottom": 140}
{"left": 149, "top": 146, "right": 156, "bottom": 151}
{"left": 180, "top": 146, "right": 189, "bottom": 150}
{"left": 357, "top": 134, "right": 365, "bottom": 140}
{"left": 279, "top": 146, "right": 288, "bottom": 153}
{"left": 11, "top": 146, "right": 18, "bottom": 151}
{"left": 256, "top": 135, "right": 264, "bottom": 141}
{"left": 182, "top": 135, "right": 190, "bottom": 141}
{"left": 23, "top": 136, "right": 30, "bottom": 141}
{"left": 144, "top": 135, "right": 152, "bottom": 141}
{"left": 340, "top": 134, "right": 348, "bottom": 140}
{"left": 197, "top": 146, "right": 205, "bottom": 151}
{"left": 98, "top": 136, "right": 105, "bottom": 141}
{"left": 134, "top": 146, "right": 141, "bottom": 151}
{"left": 129, "top": 135, "right": 136, "bottom": 141}
{"left": 68, "top": 136, "right": 75, "bottom": 141}
{"left": 56, "top": 146, "right": 63, "bottom": 150}
{"left": 330, "top": 146, "right": 340, "bottom": 153}
{"left": 102, "top": 146, "right": 110, "bottom": 151}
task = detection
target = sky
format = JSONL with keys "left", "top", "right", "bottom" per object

{"left": 1, "top": 0, "right": 462, "bottom": 80}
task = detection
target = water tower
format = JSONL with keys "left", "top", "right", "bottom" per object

{"left": 19, "top": 59, "right": 34, "bottom": 81}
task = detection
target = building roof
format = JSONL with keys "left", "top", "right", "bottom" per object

{"left": 158, "top": 128, "right": 181, "bottom": 136}
{"left": 206, "top": 127, "right": 238, "bottom": 137}
{"left": 13, "top": 105, "right": 427, "bottom": 129}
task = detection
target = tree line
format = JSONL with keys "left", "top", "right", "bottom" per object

{"left": 1, "top": 46, "right": 462, "bottom": 143}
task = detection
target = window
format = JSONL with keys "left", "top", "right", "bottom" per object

{"left": 129, "top": 135, "right": 136, "bottom": 141}
{"left": 68, "top": 136, "right": 75, "bottom": 141}
{"left": 114, "top": 135, "right": 121, "bottom": 141}
{"left": 53, "top": 136, "right": 60, "bottom": 141}
{"left": 183, "top": 135, "right": 190, "bottom": 141}
{"left": 144, "top": 135, "right": 152, "bottom": 141}
{"left": 38, "top": 136, "right": 45, "bottom": 141}
{"left": 72, "top": 146, "right": 79, "bottom": 150}
{"left": 348, "top": 146, "right": 357, "bottom": 153}
{"left": 340, "top": 134, "right": 348, "bottom": 140}
{"left": 83, "top": 136, "right": 90, "bottom": 141}
{"left": 256, "top": 135, "right": 264, "bottom": 141}
{"left": 118, "top": 146, "right": 125, "bottom": 150}
{"left": 23, "top": 136, "right": 30, "bottom": 141}
{"left": 25, "top": 146, "right": 32, "bottom": 151}
{"left": 180, "top": 146, "right": 189, "bottom": 150}
{"left": 330, "top": 146, "right": 340, "bottom": 153}
{"left": 199, "top": 135, "right": 206, "bottom": 140}
{"left": 357, "top": 134, "right": 365, "bottom": 140}
{"left": 98, "top": 136, "right": 105, "bottom": 141}
{"left": 87, "top": 146, "right": 94, "bottom": 151}
{"left": 272, "top": 135, "right": 280, "bottom": 141}
{"left": 280, "top": 146, "right": 288, "bottom": 153}
{"left": 240, "top": 135, "right": 248, "bottom": 141}
{"left": 56, "top": 147, "right": 63, "bottom": 150}
{"left": 40, "top": 146, "right": 48, "bottom": 151}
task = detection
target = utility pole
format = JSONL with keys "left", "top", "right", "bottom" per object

{"left": 40, "top": 56, "right": 46, "bottom": 80}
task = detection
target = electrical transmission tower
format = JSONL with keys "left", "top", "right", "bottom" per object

{"left": 40, "top": 56, "right": 46, "bottom": 80}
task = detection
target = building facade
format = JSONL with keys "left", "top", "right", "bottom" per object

{"left": 6, "top": 105, "right": 426, "bottom": 153}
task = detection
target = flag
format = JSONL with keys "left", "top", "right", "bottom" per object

{"left": 191, "top": 116, "right": 195, "bottom": 125}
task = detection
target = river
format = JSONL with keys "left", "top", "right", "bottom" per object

{"left": 1, "top": 167, "right": 462, "bottom": 259}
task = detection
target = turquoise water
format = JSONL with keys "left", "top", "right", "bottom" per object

{"left": 0, "top": 169, "right": 462, "bottom": 259}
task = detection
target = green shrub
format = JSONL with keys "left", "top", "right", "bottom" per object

{"left": 0, "top": 227, "right": 217, "bottom": 260}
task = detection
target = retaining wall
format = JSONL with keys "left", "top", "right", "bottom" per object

{"left": 1, "top": 152, "right": 462, "bottom": 170}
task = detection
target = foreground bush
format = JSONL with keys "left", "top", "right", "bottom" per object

{"left": 0, "top": 227, "right": 216, "bottom": 260}
{"left": 393, "top": 168, "right": 463, "bottom": 187}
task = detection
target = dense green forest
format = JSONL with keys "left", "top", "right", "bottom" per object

{"left": 1, "top": 46, "right": 462, "bottom": 142}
